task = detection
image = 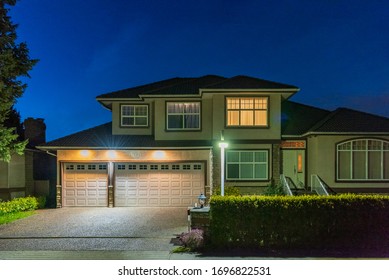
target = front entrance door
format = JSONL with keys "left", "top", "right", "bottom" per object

{"left": 282, "top": 150, "right": 305, "bottom": 187}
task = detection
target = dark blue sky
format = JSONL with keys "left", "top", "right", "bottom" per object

{"left": 10, "top": 0, "right": 389, "bottom": 140}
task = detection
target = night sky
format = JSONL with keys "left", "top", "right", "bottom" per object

{"left": 10, "top": 0, "right": 389, "bottom": 141}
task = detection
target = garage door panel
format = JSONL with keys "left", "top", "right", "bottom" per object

{"left": 114, "top": 163, "right": 205, "bottom": 207}
{"left": 63, "top": 163, "right": 108, "bottom": 207}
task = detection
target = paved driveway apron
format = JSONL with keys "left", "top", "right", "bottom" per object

{"left": 0, "top": 207, "right": 188, "bottom": 251}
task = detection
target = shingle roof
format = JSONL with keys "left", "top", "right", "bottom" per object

{"left": 281, "top": 101, "right": 331, "bottom": 135}
{"left": 97, "top": 75, "right": 298, "bottom": 99}
{"left": 309, "top": 107, "right": 389, "bottom": 133}
{"left": 39, "top": 122, "right": 213, "bottom": 149}
{"left": 205, "top": 75, "right": 299, "bottom": 90}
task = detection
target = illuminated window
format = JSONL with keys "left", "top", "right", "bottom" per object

{"left": 226, "top": 150, "right": 268, "bottom": 180}
{"left": 226, "top": 97, "right": 268, "bottom": 126}
{"left": 337, "top": 139, "right": 389, "bottom": 181}
{"left": 121, "top": 104, "right": 148, "bottom": 127}
{"left": 166, "top": 102, "right": 200, "bottom": 130}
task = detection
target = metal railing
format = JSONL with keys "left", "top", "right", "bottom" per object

{"left": 280, "top": 174, "right": 293, "bottom": 196}
{"left": 310, "top": 174, "right": 330, "bottom": 196}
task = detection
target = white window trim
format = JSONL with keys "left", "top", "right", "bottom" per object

{"left": 121, "top": 104, "right": 149, "bottom": 127}
{"left": 226, "top": 150, "right": 269, "bottom": 181}
{"left": 166, "top": 102, "right": 201, "bottom": 130}
{"left": 336, "top": 139, "right": 389, "bottom": 181}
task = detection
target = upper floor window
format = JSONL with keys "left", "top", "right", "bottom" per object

{"left": 337, "top": 139, "right": 389, "bottom": 181}
{"left": 121, "top": 104, "right": 148, "bottom": 127}
{"left": 226, "top": 97, "right": 268, "bottom": 127}
{"left": 166, "top": 102, "right": 200, "bottom": 130}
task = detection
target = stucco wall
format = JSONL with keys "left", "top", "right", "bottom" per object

{"left": 307, "top": 135, "right": 389, "bottom": 191}
{"left": 57, "top": 148, "right": 213, "bottom": 187}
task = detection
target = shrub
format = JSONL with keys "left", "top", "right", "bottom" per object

{"left": 179, "top": 229, "right": 205, "bottom": 251}
{"left": 263, "top": 181, "right": 285, "bottom": 196}
{"left": 36, "top": 196, "right": 47, "bottom": 209}
{"left": 0, "top": 197, "right": 39, "bottom": 215}
{"left": 212, "top": 185, "right": 240, "bottom": 196}
{"left": 209, "top": 194, "right": 389, "bottom": 250}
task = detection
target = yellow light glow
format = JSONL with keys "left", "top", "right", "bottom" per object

{"left": 153, "top": 150, "right": 166, "bottom": 159}
{"left": 80, "top": 150, "right": 90, "bottom": 157}
{"left": 107, "top": 150, "right": 117, "bottom": 159}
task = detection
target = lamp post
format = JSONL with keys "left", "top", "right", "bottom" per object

{"left": 218, "top": 140, "right": 228, "bottom": 197}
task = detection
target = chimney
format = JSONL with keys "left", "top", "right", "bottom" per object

{"left": 24, "top": 118, "right": 46, "bottom": 146}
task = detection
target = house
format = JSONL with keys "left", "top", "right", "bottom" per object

{"left": 0, "top": 118, "right": 57, "bottom": 204}
{"left": 37, "top": 75, "right": 389, "bottom": 207}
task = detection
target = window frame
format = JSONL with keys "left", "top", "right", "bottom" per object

{"left": 336, "top": 138, "right": 389, "bottom": 181}
{"left": 166, "top": 101, "right": 201, "bottom": 131}
{"left": 120, "top": 104, "right": 149, "bottom": 127}
{"left": 225, "top": 96, "right": 269, "bottom": 128}
{"left": 226, "top": 150, "right": 269, "bottom": 181}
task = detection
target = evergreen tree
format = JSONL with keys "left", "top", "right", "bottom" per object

{"left": 0, "top": 0, "right": 38, "bottom": 162}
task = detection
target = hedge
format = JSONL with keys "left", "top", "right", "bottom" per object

{"left": 209, "top": 195, "right": 389, "bottom": 250}
{"left": 0, "top": 197, "right": 39, "bottom": 215}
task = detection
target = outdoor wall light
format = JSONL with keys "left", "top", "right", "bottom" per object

{"left": 107, "top": 150, "right": 117, "bottom": 159}
{"left": 80, "top": 150, "right": 90, "bottom": 157}
{"left": 153, "top": 150, "right": 166, "bottom": 160}
{"left": 198, "top": 193, "right": 206, "bottom": 208}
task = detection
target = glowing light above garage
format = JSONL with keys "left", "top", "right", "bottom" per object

{"left": 107, "top": 150, "right": 117, "bottom": 159}
{"left": 153, "top": 150, "right": 166, "bottom": 159}
{"left": 80, "top": 150, "right": 90, "bottom": 157}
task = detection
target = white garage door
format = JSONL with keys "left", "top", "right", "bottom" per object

{"left": 115, "top": 163, "right": 205, "bottom": 207}
{"left": 63, "top": 163, "right": 108, "bottom": 207}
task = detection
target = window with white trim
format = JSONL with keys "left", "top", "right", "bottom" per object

{"left": 166, "top": 102, "right": 200, "bottom": 130}
{"left": 121, "top": 104, "right": 148, "bottom": 127}
{"left": 337, "top": 139, "right": 389, "bottom": 181}
{"left": 226, "top": 150, "right": 268, "bottom": 180}
{"left": 226, "top": 97, "right": 268, "bottom": 126}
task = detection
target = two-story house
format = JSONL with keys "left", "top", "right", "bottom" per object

{"left": 38, "top": 75, "right": 389, "bottom": 207}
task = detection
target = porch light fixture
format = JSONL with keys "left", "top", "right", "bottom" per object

{"left": 198, "top": 193, "right": 206, "bottom": 208}
{"left": 218, "top": 130, "right": 228, "bottom": 196}
{"left": 80, "top": 150, "right": 90, "bottom": 157}
{"left": 107, "top": 150, "right": 117, "bottom": 159}
{"left": 153, "top": 150, "right": 166, "bottom": 160}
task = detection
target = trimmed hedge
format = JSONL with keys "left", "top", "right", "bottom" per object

{"left": 0, "top": 197, "right": 39, "bottom": 215}
{"left": 209, "top": 195, "right": 389, "bottom": 250}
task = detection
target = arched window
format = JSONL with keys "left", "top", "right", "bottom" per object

{"left": 337, "top": 139, "right": 389, "bottom": 181}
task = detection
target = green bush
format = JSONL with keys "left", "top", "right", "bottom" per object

{"left": 36, "top": 196, "right": 47, "bottom": 209}
{"left": 263, "top": 181, "right": 285, "bottom": 196}
{"left": 0, "top": 197, "right": 39, "bottom": 215}
{"left": 209, "top": 194, "right": 389, "bottom": 250}
{"left": 212, "top": 185, "right": 240, "bottom": 196}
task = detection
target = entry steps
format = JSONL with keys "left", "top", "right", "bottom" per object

{"left": 280, "top": 174, "right": 335, "bottom": 196}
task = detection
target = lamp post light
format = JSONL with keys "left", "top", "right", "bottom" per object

{"left": 198, "top": 193, "right": 206, "bottom": 208}
{"left": 218, "top": 141, "right": 228, "bottom": 196}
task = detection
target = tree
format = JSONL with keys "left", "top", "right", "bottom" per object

{"left": 0, "top": 0, "right": 38, "bottom": 162}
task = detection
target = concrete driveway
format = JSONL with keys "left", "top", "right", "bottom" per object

{"left": 0, "top": 207, "right": 188, "bottom": 252}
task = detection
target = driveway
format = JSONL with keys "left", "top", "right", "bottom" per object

{"left": 0, "top": 207, "right": 188, "bottom": 251}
